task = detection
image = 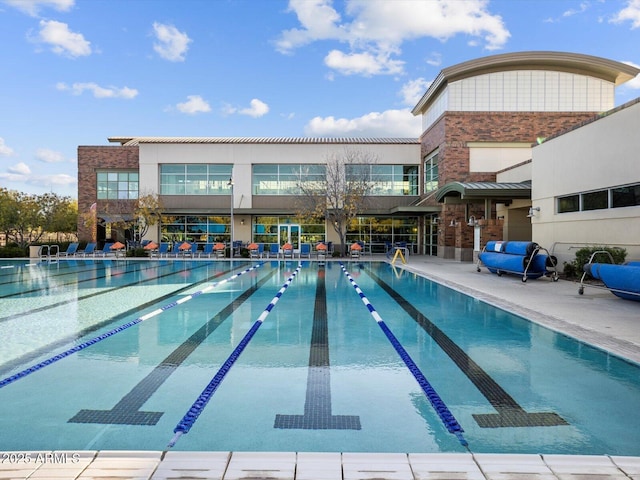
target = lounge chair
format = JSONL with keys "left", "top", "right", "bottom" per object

{"left": 151, "top": 243, "right": 169, "bottom": 258}
{"left": 249, "top": 243, "right": 263, "bottom": 259}
{"left": 199, "top": 243, "right": 215, "bottom": 258}
{"left": 59, "top": 242, "right": 79, "bottom": 257}
{"left": 281, "top": 243, "right": 294, "bottom": 259}
{"left": 180, "top": 242, "right": 198, "bottom": 258}
{"left": 299, "top": 243, "right": 311, "bottom": 259}
{"left": 167, "top": 243, "right": 181, "bottom": 257}
{"left": 96, "top": 242, "right": 114, "bottom": 257}
{"left": 268, "top": 243, "right": 279, "bottom": 258}
{"left": 213, "top": 243, "right": 226, "bottom": 259}
{"left": 350, "top": 243, "right": 362, "bottom": 259}
{"left": 77, "top": 242, "right": 96, "bottom": 257}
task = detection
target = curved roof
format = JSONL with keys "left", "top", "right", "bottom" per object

{"left": 435, "top": 181, "right": 532, "bottom": 203}
{"left": 412, "top": 51, "right": 640, "bottom": 115}
{"left": 108, "top": 136, "right": 419, "bottom": 146}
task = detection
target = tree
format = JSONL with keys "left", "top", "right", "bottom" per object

{"left": 295, "top": 148, "right": 376, "bottom": 256}
{"left": 134, "top": 192, "right": 163, "bottom": 239}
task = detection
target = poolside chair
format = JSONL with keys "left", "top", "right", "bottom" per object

{"left": 299, "top": 243, "right": 311, "bottom": 259}
{"left": 350, "top": 242, "right": 362, "bottom": 259}
{"left": 178, "top": 242, "right": 197, "bottom": 258}
{"left": 199, "top": 243, "right": 214, "bottom": 258}
{"left": 77, "top": 242, "right": 96, "bottom": 257}
{"left": 248, "top": 243, "right": 263, "bottom": 259}
{"left": 268, "top": 243, "right": 279, "bottom": 258}
{"left": 59, "top": 242, "right": 79, "bottom": 257}
{"left": 281, "top": 243, "right": 294, "bottom": 259}
{"left": 96, "top": 242, "right": 113, "bottom": 257}
{"left": 213, "top": 242, "right": 226, "bottom": 259}
{"left": 152, "top": 243, "right": 169, "bottom": 258}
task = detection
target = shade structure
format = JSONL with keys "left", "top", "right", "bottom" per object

{"left": 316, "top": 243, "right": 327, "bottom": 250}
{"left": 144, "top": 242, "right": 158, "bottom": 250}
{"left": 214, "top": 242, "right": 226, "bottom": 250}
{"left": 283, "top": 243, "right": 293, "bottom": 250}
{"left": 248, "top": 243, "right": 259, "bottom": 250}
{"left": 111, "top": 241, "right": 125, "bottom": 250}
{"left": 350, "top": 242, "right": 362, "bottom": 250}
{"left": 179, "top": 242, "right": 192, "bottom": 250}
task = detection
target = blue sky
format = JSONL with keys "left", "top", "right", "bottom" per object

{"left": 1, "top": 0, "right": 639, "bottom": 199}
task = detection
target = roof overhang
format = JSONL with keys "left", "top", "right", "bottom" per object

{"left": 435, "top": 182, "right": 531, "bottom": 203}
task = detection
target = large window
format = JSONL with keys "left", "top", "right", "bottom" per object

{"left": 252, "top": 164, "right": 325, "bottom": 195}
{"left": 97, "top": 171, "right": 138, "bottom": 200}
{"left": 424, "top": 152, "right": 438, "bottom": 193}
{"left": 346, "top": 216, "right": 418, "bottom": 253}
{"left": 160, "top": 215, "right": 230, "bottom": 243}
{"left": 160, "top": 164, "right": 233, "bottom": 195}
{"left": 557, "top": 183, "right": 640, "bottom": 213}
{"left": 346, "top": 165, "right": 418, "bottom": 195}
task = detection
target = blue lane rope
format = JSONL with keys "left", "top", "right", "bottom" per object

{"left": 168, "top": 264, "right": 303, "bottom": 448}
{"left": 339, "top": 263, "right": 468, "bottom": 447}
{"left": 0, "top": 263, "right": 264, "bottom": 390}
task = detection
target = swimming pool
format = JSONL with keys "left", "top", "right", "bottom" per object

{"left": 0, "top": 258, "right": 639, "bottom": 455}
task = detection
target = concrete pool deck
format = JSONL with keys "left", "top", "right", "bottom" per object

{"left": 2, "top": 255, "right": 639, "bottom": 479}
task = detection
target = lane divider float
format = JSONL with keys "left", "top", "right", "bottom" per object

{"left": 339, "top": 263, "right": 468, "bottom": 448}
{"left": 168, "top": 264, "right": 303, "bottom": 448}
{"left": 0, "top": 263, "right": 264, "bottom": 390}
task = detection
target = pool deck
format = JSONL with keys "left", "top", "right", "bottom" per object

{"left": 3, "top": 255, "right": 640, "bottom": 480}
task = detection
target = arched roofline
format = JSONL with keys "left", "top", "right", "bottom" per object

{"left": 412, "top": 51, "right": 640, "bottom": 115}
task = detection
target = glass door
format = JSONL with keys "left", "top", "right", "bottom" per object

{"left": 279, "top": 224, "right": 300, "bottom": 250}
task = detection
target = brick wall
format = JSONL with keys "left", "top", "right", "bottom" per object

{"left": 77, "top": 146, "right": 139, "bottom": 241}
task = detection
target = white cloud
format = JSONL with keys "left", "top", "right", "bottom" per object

{"left": 36, "top": 19, "right": 91, "bottom": 58}
{"left": 8, "top": 162, "right": 31, "bottom": 175}
{"left": 176, "top": 95, "right": 211, "bottom": 114}
{"left": 324, "top": 49, "right": 404, "bottom": 76}
{"left": 399, "top": 78, "right": 431, "bottom": 107}
{"left": 224, "top": 99, "right": 270, "bottom": 118}
{"left": 304, "top": 108, "right": 422, "bottom": 137}
{"left": 277, "top": 0, "right": 509, "bottom": 76}
{"left": 32, "top": 173, "right": 76, "bottom": 187}
{"left": 36, "top": 148, "right": 65, "bottom": 163}
{"left": 4, "top": 0, "right": 74, "bottom": 17}
{"left": 240, "top": 99, "right": 270, "bottom": 118}
{"left": 56, "top": 82, "right": 138, "bottom": 99}
{"left": 611, "top": 0, "right": 640, "bottom": 28}
{"left": 152, "top": 22, "right": 191, "bottom": 62}
{"left": 622, "top": 62, "right": 640, "bottom": 89}
{"left": 0, "top": 137, "right": 14, "bottom": 156}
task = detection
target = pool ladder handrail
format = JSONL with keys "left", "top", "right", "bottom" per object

{"left": 39, "top": 244, "right": 60, "bottom": 261}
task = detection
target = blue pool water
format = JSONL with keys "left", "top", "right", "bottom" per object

{"left": 0, "top": 258, "right": 639, "bottom": 455}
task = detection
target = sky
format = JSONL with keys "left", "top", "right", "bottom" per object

{"left": 1, "top": 0, "right": 639, "bottom": 199}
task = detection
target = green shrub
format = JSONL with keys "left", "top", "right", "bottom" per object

{"left": 126, "top": 248, "right": 149, "bottom": 257}
{"left": 564, "top": 246, "right": 627, "bottom": 278}
{"left": 0, "top": 246, "right": 28, "bottom": 258}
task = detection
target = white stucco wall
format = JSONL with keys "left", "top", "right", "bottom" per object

{"left": 531, "top": 99, "right": 640, "bottom": 264}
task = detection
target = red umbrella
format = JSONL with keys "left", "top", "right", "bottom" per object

{"left": 144, "top": 241, "right": 158, "bottom": 250}
{"left": 111, "top": 241, "right": 125, "bottom": 250}
{"left": 316, "top": 243, "right": 327, "bottom": 250}
{"left": 179, "top": 242, "right": 192, "bottom": 250}
{"left": 350, "top": 242, "right": 362, "bottom": 250}
{"left": 248, "top": 243, "right": 259, "bottom": 250}
{"left": 214, "top": 242, "right": 226, "bottom": 250}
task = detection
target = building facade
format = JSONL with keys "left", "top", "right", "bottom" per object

{"left": 411, "top": 51, "right": 640, "bottom": 260}
{"left": 77, "top": 51, "right": 639, "bottom": 261}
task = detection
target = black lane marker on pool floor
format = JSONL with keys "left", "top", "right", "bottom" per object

{"left": 366, "top": 268, "right": 568, "bottom": 429}
{"left": 68, "top": 268, "right": 277, "bottom": 426}
{"left": 274, "top": 268, "right": 361, "bottom": 430}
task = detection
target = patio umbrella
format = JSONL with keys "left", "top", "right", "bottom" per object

{"left": 316, "top": 243, "right": 327, "bottom": 250}
{"left": 111, "top": 241, "right": 125, "bottom": 250}
{"left": 214, "top": 242, "right": 226, "bottom": 250}
{"left": 283, "top": 243, "right": 293, "bottom": 250}
{"left": 179, "top": 242, "right": 192, "bottom": 250}
{"left": 144, "top": 242, "right": 158, "bottom": 250}
{"left": 248, "top": 243, "right": 259, "bottom": 250}
{"left": 350, "top": 242, "right": 362, "bottom": 250}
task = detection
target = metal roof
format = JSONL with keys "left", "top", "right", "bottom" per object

{"left": 412, "top": 51, "right": 640, "bottom": 115}
{"left": 108, "top": 136, "right": 419, "bottom": 146}
{"left": 435, "top": 181, "right": 532, "bottom": 202}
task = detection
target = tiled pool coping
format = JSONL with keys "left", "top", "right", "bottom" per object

{"left": 2, "top": 450, "right": 640, "bottom": 479}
